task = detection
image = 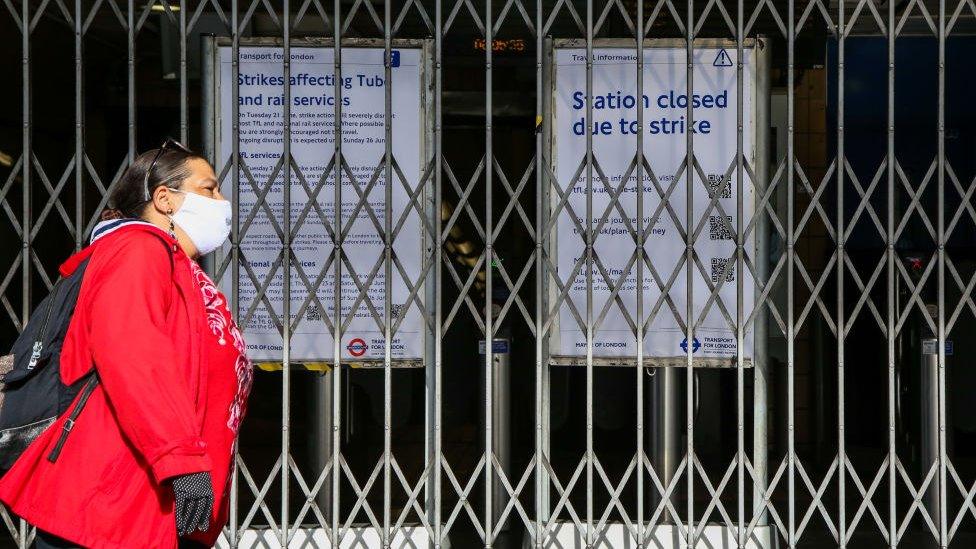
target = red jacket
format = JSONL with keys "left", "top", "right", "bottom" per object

{"left": 0, "top": 223, "right": 245, "bottom": 548}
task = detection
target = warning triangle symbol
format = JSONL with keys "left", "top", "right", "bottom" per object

{"left": 713, "top": 49, "right": 734, "bottom": 67}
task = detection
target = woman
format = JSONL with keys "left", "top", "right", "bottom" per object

{"left": 0, "top": 141, "right": 253, "bottom": 548}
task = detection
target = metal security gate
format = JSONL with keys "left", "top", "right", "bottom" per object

{"left": 2, "top": 0, "right": 976, "bottom": 548}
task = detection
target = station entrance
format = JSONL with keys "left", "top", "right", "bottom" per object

{"left": 2, "top": 1, "right": 976, "bottom": 548}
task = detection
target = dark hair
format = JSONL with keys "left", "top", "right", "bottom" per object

{"left": 107, "top": 146, "right": 206, "bottom": 219}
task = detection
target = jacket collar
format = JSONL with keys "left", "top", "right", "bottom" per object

{"left": 89, "top": 218, "right": 157, "bottom": 244}
{"left": 59, "top": 220, "right": 176, "bottom": 277}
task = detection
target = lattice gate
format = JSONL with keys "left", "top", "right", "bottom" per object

{"left": 1, "top": 0, "right": 976, "bottom": 547}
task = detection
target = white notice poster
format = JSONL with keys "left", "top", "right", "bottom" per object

{"left": 553, "top": 46, "right": 756, "bottom": 363}
{"left": 217, "top": 45, "right": 426, "bottom": 362}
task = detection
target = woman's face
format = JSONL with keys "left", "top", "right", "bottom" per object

{"left": 152, "top": 158, "right": 226, "bottom": 258}
{"left": 173, "top": 158, "right": 224, "bottom": 203}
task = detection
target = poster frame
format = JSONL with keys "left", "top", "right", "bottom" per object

{"left": 545, "top": 37, "right": 770, "bottom": 369}
{"left": 202, "top": 36, "right": 436, "bottom": 369}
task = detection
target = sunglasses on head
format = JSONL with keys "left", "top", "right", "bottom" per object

{"left": 143, "top": 138, "right": 192, "bottom": 202}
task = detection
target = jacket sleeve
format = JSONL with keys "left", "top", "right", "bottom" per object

{"left": 85, "top": 232, "right": 212, "bottom": 484}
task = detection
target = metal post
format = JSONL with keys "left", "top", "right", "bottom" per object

{"left": 383, "top": 0, "right": 395, "bottom": 543}
{"left": 534, "top": 10, "right": 544, "bottom": 549}
{"left": 330, "top": 4, "right": 345, "bottom": 548}
{"left": 433, "top": 0, "right": 446, "bottom": 545}
{"left": 752, "top": 265, "right": 770, "bottom": 532}
{"left": 483, "top": 0, "right": 496, "bottom": 541}
{"left": 432, "top": 5, "right": 445, "bottom": 545}
{"left": 178, "top": 0, "right": 187, "bottom": 144}
{"left": 786, "top": 0, "right": 797, "bottom": 544}
{"left": 886, "top": 0, "right": 898, "bottom": 544}
{"left": 754, "top": 36, "right": 771, "bottom": 534}
{"left": 535, "top": 34, "right": 553, "bottom": 549}
{"left": 313, "top": 373, "right": 334, "bottom": 527}
{"left": 920, "top": 337, "right": 941, "bottom": 525}
{"left": 736, "top": 6, "right": 746, "bottom": 547}
{"left": 936, "top": 0, "right": 948, "bottom": 546}
{"left": 649, "top": 367, "right": 685, "bottom": 525}
{"left": 74, "top": 0, "right": 84, "bottom": 252}
{"left": 228, "top": 1, "right": 242, "bottom": 543}
{"left": 326, "top": 7, "right": 346, "bottom": 547}
{"left": 929, "top": 0, "right": 949, "bottom": 549}
{"left": 684, "top": 2, "right": 697, "bottom": 545}
{"left": 281, "top": 2, "right": 293, "bottom": 544}
{"left": 584, "top": 0, "right": 595, "bottom": 545}
{"left": 198, "top": 34, "right": 217, "bottom": 281}
{"left": 480, "top": 338, "right": 512, "bottom": 546}
{"left": 127, "top": 0, "right": 135, "bottom": 157}
{"left": 635, "top": 13, "right": 646, "bottom": 549}
{"left": 200, "top": 36, "right": 216, "bottom": 163}
{"left": 836, "top": 0, "right": 847, "bottom": 546}
{"left": 19, "top": 13, "right": 33, "bottom": 549}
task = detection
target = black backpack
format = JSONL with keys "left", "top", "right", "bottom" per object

{"left": 0, "top": 260, "right": 99, "bottom": 473}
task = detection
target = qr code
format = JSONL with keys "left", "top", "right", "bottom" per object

{"left": 710, "top": 257, "right": 735, "bottom": 284}
{"left": 391, "top": 303, "right": 404, "bottom": 320}
{"left": 306, "top": 305, "right": 323, "bottom": 322}
{"left": 709, "top": 215, "right": 734, "bottom": 240}
{"left": 706, "top": 174, "right": 732, "bottom": 199}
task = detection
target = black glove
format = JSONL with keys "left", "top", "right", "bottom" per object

{"left": 172, "top": 471, "right": 214, "bottom": 536}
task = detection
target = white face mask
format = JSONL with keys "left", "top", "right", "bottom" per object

{"left": 171, "top": 190, "right": 232, "bottom": 256}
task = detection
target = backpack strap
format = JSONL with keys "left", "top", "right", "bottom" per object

{"left": 46, "top": 235, "right": 176, "bottom": 463}
{"left": 46, "top": 373, "right": 98, "bottom": 463}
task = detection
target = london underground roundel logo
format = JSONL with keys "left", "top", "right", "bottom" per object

{"left": 346, "top": 338, "right": 368, "bottom": 357}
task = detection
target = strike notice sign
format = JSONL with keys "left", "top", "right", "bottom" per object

{"left": 551, "top": 45, "right": 758, "bottom": 364}
{"left": 216, "top": 45, "right": 427, "bottom": 362}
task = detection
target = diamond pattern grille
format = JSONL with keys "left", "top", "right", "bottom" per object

{"left": 2, "top": 0, "right": 974, "bottom": 547}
